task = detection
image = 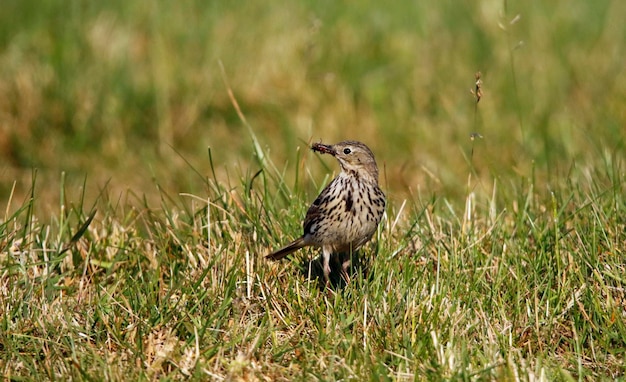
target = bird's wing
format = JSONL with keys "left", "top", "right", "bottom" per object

{"left": 302, "top": 178, "right": 342, "bottom": 236}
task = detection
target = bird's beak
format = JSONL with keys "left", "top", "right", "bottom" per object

{"left": 311, "top": 142, "right": 336, "bottom": 156}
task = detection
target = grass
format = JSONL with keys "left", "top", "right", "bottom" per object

{"left": 1, "top": 0, "right": 626, "bottom": 380}
{"left": 2, "top": 143, "right": 625, "bottom": 380}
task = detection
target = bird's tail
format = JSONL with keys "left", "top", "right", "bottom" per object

{"left": 266, "top": 237, "right": 306, "bottom": 260}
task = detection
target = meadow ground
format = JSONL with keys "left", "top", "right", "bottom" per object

{"left": 1, "top": 0, "right": 625, "bottom": 380}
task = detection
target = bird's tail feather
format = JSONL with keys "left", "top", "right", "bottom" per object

{"left": 266, "top": 237, "right": 306, "bottom": 260}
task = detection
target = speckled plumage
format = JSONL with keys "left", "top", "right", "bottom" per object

{"left": 266, "top": 140, "right": 386, "bottom": 284}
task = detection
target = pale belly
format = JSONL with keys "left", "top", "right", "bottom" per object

{"left": 304, "top": 176, "right": 385, "bottom": 252}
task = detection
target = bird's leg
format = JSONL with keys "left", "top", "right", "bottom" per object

{"left": 341, "top": 258, "right": 351, "bottom": 284}
{"left": 322, "top": 247, "right": 332, "bottom": 285}
{"left": 336, "top": 250, "right": 349, "bottom": 284}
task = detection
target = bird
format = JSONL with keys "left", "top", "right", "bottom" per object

{"left": 266, "top": 140, "right": 386, "bottom": 286}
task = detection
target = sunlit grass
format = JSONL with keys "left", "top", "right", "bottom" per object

{"left": 1, "top": 140, "right": 625, "bottom": 379}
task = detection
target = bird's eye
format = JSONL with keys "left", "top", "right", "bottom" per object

{"left": 343, "top": 148, "right": 352, "bottom": 154}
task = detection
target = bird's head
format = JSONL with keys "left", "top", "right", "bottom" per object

{"left": 312, "top": 140, "right": 379, "bottom": 182}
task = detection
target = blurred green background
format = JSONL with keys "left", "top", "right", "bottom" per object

{"left": 1, "top": 0, "right": 625, "bottom": 211}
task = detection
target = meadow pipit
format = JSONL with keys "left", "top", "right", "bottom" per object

{"left": 267, "top": 140, "right": 386, "bottom": 285}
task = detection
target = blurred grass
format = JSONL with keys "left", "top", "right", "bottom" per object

{"left": 1, "top": 0, "right": 626, "bottom": 380}
{"left": 1, "top": 0, "right": 624, "bottom": 209}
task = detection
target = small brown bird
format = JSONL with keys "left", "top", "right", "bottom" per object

{"left": 266, "top": 140, "right": 386, "bottom": 285}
